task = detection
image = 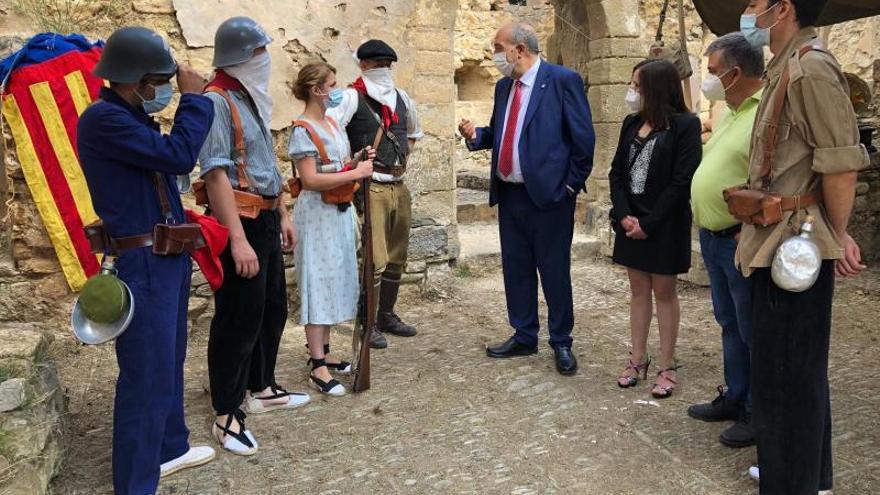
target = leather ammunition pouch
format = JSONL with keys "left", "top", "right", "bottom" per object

{"left": 193, "top": 182, "right": 278, "bottom": 219}
{"left": 151, "top": 223, "right": 205, "bottom": 255}
{"left": 321, "top": 181, "right": 360, "bottom": 205}
{"left": 287, "top": 177, "right": 303, "bottom": 198}
{"left": 723, "top": 186, "right": 821, "bottom": 227}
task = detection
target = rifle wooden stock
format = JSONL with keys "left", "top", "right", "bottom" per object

{"left": 353, "top": 177, "right": 373, "bottom": 392}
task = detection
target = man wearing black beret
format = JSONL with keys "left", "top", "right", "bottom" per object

{"left": 327, "top": 39, "right": 423, "bottom": 349}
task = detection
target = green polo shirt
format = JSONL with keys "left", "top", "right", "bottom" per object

{"left": 691, "top": 89, "right": 763, "bottom": 232}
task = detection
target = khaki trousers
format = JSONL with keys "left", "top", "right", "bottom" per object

{"left": 368, "top": 181, "right": 411, "bottom": 284}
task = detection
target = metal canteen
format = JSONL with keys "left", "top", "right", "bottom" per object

{"left": 771, "top": 216, "right": 822, "bottom": 292}
{"left": 71, "top": 259, "right": 136, "bottom": 345}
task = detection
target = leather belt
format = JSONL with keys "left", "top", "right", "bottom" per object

{"left": 704, "top": 224, "right": 742, "bottom": 238}
{"left": 261, "top": 196, "right": 280, "bottom": 211}
{"left": 373, "top": 161, "right": 406, "bottom": 177}
{"left": 110, "top": 232, "right": 154, "bottom": 252}
{"left": 780, "top": 191, "right": 821, "bottom": 212}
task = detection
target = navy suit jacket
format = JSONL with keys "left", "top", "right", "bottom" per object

{"left": 470, "top": 61, "right": 596, "bottom": 208}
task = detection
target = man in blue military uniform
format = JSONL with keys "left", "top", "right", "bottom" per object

{"left": 77, "top": 27, "right": 216, "bottom": 494}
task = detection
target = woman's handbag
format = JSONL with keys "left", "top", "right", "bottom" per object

{"left": 649, "top": 0, "right": 693, "bottom": 80}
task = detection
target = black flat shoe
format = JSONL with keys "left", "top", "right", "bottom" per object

{"left": 486, "top": 336, "right": 538, "bottom": 358}
{"left": 553, "top": 345, "right": 578, "bottom": 375}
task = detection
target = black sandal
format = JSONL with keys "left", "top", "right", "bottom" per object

{"left": 308, "top": 358, "right": 347, "bottom": 396}
{"left": 212, "top": 409, "right": 257, "bottom": 455}
{"left": 306, "top": 344, "right": 352, "bottom": 374}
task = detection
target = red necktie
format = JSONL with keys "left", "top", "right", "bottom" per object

{"left": 498, "top": 80, "right": 523, "bottom": 179}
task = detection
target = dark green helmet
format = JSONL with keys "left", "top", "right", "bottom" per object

{"left": 93, "top": 27, "right": 177, "bottom": 84}
{"left": 212, "top": 16, "right": 272, "bottom": 68}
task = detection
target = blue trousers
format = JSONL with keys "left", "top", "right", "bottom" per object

{"left": 498, "top": 183, "right": 576, "bottom": 348}
{"left": 113, "top": 250, "right": 192, "bottom": 495}
{"left": 699, "top": 229, "right": 752, "bottom": 412}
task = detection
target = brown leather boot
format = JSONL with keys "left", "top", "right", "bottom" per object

{"left": 368, "top": 326, "right": 388, "bottom": 349}
{"left": 377, "top": 273, "right": 417, "bottom": 337}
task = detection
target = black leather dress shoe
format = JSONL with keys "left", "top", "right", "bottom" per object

{"left": 553, "top": 345, "right": 578, "bottom": 375}
{"left": 720, "top": 414, "right": 756, "bottom": 448}
{"left": 688, "top": 386, "right": 739, "bottom": 422}
{"left": 486, "top": 337, "right": 538, "bottom": 358}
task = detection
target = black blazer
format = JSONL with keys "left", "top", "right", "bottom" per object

{"left": 608, "top": 112, "right": 702, "bottom": 236}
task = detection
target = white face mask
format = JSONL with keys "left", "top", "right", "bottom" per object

{"left": 224, "top": 50, "right": 273, "bottom": 128}
{"left": 701, "top": 68, "right": 736, "bottom": 102}
{"left": 625, "top": 87, "right": 642, "bottom": 113}
{"left": 493, "top": 51, "right": 515, "bottom": 78}
{"left": 361, "top": 67, "right": 397, "bottom": 110}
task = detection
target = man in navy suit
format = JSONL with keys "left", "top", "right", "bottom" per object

{"left": 459, "top": 23, "right": 595, "bottom": 375}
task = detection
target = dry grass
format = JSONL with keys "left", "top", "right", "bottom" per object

{"left": 13, "top": 0, "right": 126, "bottom": 35}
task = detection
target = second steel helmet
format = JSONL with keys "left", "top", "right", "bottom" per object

{"left": 212, "top": 16, "right": 273, "bottom": 68}
{"left": 93, "top": 27, "right": 177, "bottom": 83}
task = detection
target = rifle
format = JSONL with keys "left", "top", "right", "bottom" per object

{"left": 352, "top": 173, "right": 374, "bottom": 392}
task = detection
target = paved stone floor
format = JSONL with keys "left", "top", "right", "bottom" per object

{"left": 50, "top": 257, "right": 880, "bottom": 494}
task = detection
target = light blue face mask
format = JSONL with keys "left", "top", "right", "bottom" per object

{"left": 741, "top": 3, "right": 780, "bottom": 49}
{"left": 320, "top": 88, "right": 344, "bottom": 109}
{"left": 137, "top": 83, "right": 173, "bottom": 114}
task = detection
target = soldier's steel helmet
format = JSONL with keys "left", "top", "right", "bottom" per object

{"left": 212, "top": 16, "right": 273, "bottom": 68}
{"left": 93, "top": 27, "right": 177, "bottom": 83}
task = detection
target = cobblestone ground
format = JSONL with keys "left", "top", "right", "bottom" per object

{"left": 50, "top": 257, "right": 880, "bottom": 494}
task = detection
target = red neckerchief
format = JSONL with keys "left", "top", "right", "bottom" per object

{"left": 352, "top": 77, "right": 398, "bottom": 130}
{"left": 207, "top": 69, "right": 247, "bottom": 93}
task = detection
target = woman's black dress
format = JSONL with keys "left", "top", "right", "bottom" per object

{"left": 608, "top": 112, "right": 702, "bottom": 275}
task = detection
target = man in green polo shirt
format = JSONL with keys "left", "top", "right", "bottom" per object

{"left": 687, "top": 32, "right": 765, "bottom": 449}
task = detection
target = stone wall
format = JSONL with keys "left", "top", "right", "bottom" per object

{"left": 454, "top": 0, "right": 555, "bottom": 172}
{"left": 0, "top": 0, "right": 459, "bottom": 329}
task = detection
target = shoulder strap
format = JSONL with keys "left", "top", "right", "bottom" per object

{"left": 677, "top": 0, "right": 687, "bottom": 53}
{"left": 656, "top": 0, "right": 671, "bottom": 42}
{"left": 759, "top": 45, "right": 814, "bottom": 190}
{"left": 356, "top": 92, "right": 402, "bottom": 156}
{"left": 204, "top": 86, "right": 250, "bottom": 190}
{"left": 293, "top": 119, "right": 332, "bottom": 165}
{"left": 151, "top": 172, "right": 173, "bottom": 221}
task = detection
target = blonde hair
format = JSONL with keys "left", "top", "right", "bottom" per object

{"left": 293, "top": 61, "right": 337, "bottom": 102}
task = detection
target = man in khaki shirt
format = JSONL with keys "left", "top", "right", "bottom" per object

{"left": 737, "top": 1, "right": 870, "bottom": 493}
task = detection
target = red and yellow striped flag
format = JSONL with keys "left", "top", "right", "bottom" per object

{"left": 2, "top": 47, "right": 105, "bottom": 291}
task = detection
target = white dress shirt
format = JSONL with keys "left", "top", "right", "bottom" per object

{"left": 497, "top": 58, "right": 541, "bottom": 183}
{"left": 326, "top": 86, "right": 423, "bottom": 183}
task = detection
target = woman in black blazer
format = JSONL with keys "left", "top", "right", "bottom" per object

{"left": 608, "top": 59, "right": 702, "bottom": 398}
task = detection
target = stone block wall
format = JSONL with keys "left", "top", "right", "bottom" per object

{"left": 0, "top": 0, "right": 459, "bottom": 330}
{"left": 0, "top": 324, "right": 65, "bottom": 495}
{"left": 454, "top": 0, "right": 555, "bottom": 172}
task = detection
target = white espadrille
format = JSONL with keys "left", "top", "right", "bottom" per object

{"left": 244, "top": 386, "right": 311, "bottom": 414}
{"left": 160, "top": 446, "right": 215, "bottom": 478}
